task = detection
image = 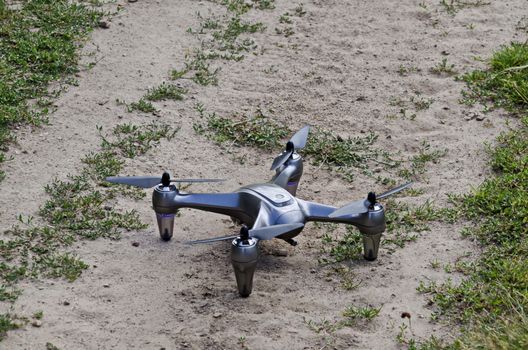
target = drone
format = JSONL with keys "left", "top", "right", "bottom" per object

{"left": 107, "top": 126, "right": 412, "bottom": 297}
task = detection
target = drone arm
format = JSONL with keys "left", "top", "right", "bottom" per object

{"left": 173, "top": 193, "right": 246, "bottom": 217}
{"left": 297, "top": 199, "right": 336, "bottom": 222}
{"left": 298, "top": 199, "right": 386, "bottom": 234}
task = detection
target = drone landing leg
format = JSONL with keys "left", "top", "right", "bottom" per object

{"left": 231, "top": 236, "right": 258, "bottom": 297}
{"left": 361, "top": 232, "right": 382, "bottom": 261}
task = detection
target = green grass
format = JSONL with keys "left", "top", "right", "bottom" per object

{"left": 460, "top": 42, "right": 528, "bottom": 114}
{"left": 0, "top": 314, "right": 19, "bottom": 341}
{"left": 415, "top": 43, "right": 528, "bottom": 349}
{"left": 0, "top": 0, "right": 102, "bottom": 181}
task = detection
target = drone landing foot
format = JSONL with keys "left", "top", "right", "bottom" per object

{"left": 284, "top": 238, "right": 298, "bottom": 247}
{"left": 361, "top": 232, "right": 382, "bottom": 261}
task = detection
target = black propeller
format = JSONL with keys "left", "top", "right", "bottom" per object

{"left": 106, "top": 172, "right": 225, "bottom": 189}
{"left": 186, "top": 223, "right": 305, "bottom": 244}
{"left": 329, "top": 182, "right": 413, "bottom": 218}
{"left": 270, "top": 126, "right": 310, "bottom": 171}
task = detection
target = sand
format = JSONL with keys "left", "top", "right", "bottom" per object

{"left": 1, "top": 0, "right": 526, "bottom": 348}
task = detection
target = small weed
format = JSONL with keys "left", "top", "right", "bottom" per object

{"left": 279, "top": 13, "right": 293, "bottom": 24}
{"left": 342, "top": 305, "right": 381, "bottom": 323}
{"left": 253, "top": 0, "right": 275, "bottom": 10}
{"left": 144, "top": 83, "right": 187, "bottom": 101}
{"left": 294, "top": 3, "right": 307, "bottom": 17}
{"left": 398, "top": 141, "right": 447, "bottom": 180}
{"left": 397, "top": 64, "right": 419, "bottom": 76}
{"left": 440, "top": 0, "right": 490, "bottom": 16}
{"left": 304, "top": 317, "right": 343, "bottom": 334}
{"left": 275, "top": 26, "right": 295, "bottom": 37}
{"left": 430, "top": 260, "right": 441, "bottom": 270}
{"left": 430, "top": 58, "right": 457, "bottom": 76}
{"left": 185, "top": 50, "right": 221, "bottom": 86}
{"left": 170, "top": 68, "right": 188, "bottom": 80}
{"left": 32, "top": 311, "right": 43, "bottom": 320}
{"left": 0, "top": 314, "right": 19, "bottom": 341}
{"left": 126, "top": 99, "right": 157, "bottom": 113}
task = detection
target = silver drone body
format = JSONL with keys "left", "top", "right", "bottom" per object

{"left": 107, "top": 126, "right": 411, "bottom": 297}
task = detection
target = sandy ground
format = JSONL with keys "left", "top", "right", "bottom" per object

{"left": 1, "top": 0, "right": 526, "bottom": 349}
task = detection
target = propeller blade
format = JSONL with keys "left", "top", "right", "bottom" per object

{"left": 289, "top": 125, "right": 310, "bottom": 150}
{"left": 249, "top": 223, "right": 305, "bottom": 240}
{"left": 186, "top": 234, "right": 238, "bottom": 245}
{"left": 106, "top": 176, "right": 162, "bottom": 188}
{"left": 172, "top": 178, "right": 225, "bottom": 183}
{"left": 377, "top": 182, "right": 413, "bottom": 200}
{"left": 328, "top": 199, "right": 370, "bottom": 218}
{"left": 270, "top": 150, "right": 294, "bottom": 171}
{"left": 106, "top": 176, "right": 225, "bottom": 188}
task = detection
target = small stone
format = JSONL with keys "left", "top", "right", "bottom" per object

{"left": 273, "top": 249, "right": 288, "bottom": 257}
{"left": 128, "top": 0, "right": 138, "bottom": 2}
{"left": 475, "top": 115, "right": 486, "bottom": 121}
{"left": 401, "top": 312, "right": 411, "bottom": 319}
{"left": 103, "top": 283, "right": 110, "bottom": 288}
{"left": 132, "top": 242, "right": 140, "bottom": 247}
{"left": 31, "top": 320, "right": 42, "bottom": 327}
{"left": 63, "top": 301, "right": 70, "bottom": 306}
{"left": 213, "top": 312, "right": 222, "bottom": 318}
{"left": 98, "top": 21, "right": 110, "bottom": 29}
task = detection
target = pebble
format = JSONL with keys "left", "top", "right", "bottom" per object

{"left": 98, "top": 21, "right": 110, "bottom": 29}
{"left": 31, "top": 320, "right": 42, "bottom": 327}
{"left": 213, "top": 312, "right": 222, "bottom": 318}
{"left": 103, "top": 283, "right": 110, "bottom": 288}
{"left": 63, "top": 301, "right": 70, "bottom": 306}
{"left": 273, "top": 249, "right": 288, "bottom": 257}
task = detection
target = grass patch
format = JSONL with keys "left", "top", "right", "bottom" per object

{"left": 194, "top": 109, "right": 289, "bottom": 149}
{"left": 416, "top": 43, "right": 528, "bottom": 349}
{"left": 125, "top": 99, "right": 157, "bottom": 114}
{"left": 430, "top": 58, "right": 457, "bottom": 76}
{"left": 460, "top": 42, "right": 528, "bottom": 114}
{"left": 304, "top": 304, "right": 380, "bottom": 335}
{"left": 0, "top": 0, "right": 102, "bottom": 181}
{"left": 144, "top": 83, "right": 187, "bottom": 101}
{"left": 100, "top": 122, "right": 178, "bottom": 158}
{"left": 0, "top": 314, "right": 19, "bottom": 341}
{"left": 194, "top": 108, "right": 410, "bottom": 181}
{"left": 319, "top": 227, "right": 363, "bottom": 264}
